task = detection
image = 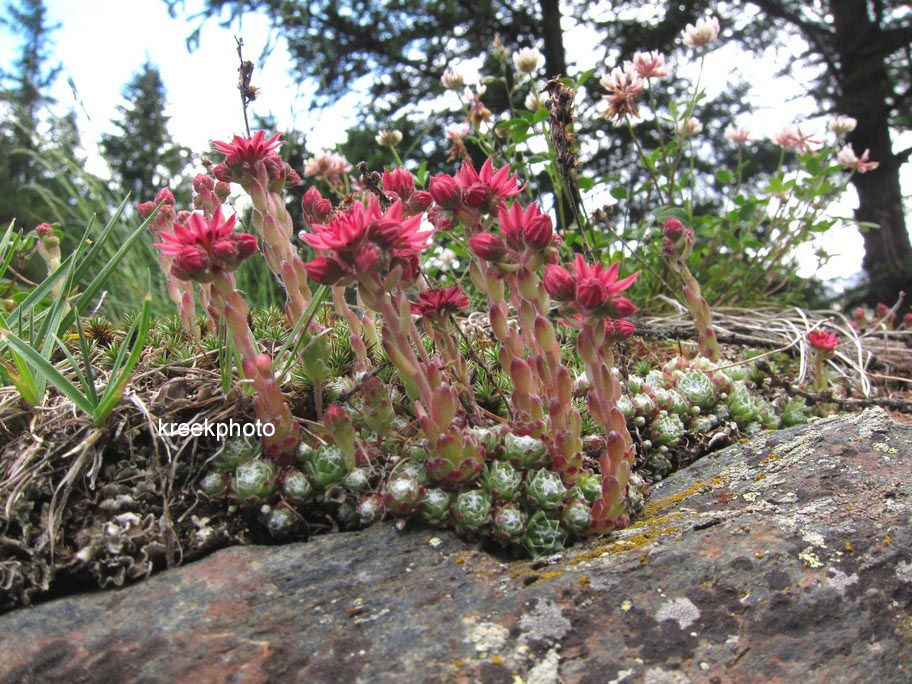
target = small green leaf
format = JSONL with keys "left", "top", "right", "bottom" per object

{"left": 610, "top": 187, "right": 629, "bottom": 200}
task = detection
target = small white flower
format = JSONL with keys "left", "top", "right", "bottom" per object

{"left": 445, "top": 123, "right": 470, "bottom": 141}
{"left": 828, "top": 115, "right": 857, "bottom": 136}
{"left": 512, "top": 47, "right": 544, "bottom": 76}
{"left": 525, "top": 90, "right": 545, "bottom": 112}
{"left": 374, "top": 129, "right": 403, "bottom": 147}
{"left": 724, "top": 124, "right": 753, "bottom": 143}
{"left": 676, "top": 117, "right": 703, "bottom": 137}
{"left": 441, "top": 67, "right": 465, "bottom": 90}
{"left": 837, "top": 144, "right": 879, "bottom": 173}
{"left": 629, "top": 50, "right": 669, "bottom": 79}
{"left": 683, "top": 16, "right": 720, "bottom": 48}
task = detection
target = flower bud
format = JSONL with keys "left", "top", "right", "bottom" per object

{"left": 427, "top": 206, "right": 456, "bottom": 232}
{"left": 543, "top": 264, "right": 575, "bottom": 302}
{"left": 462, "top": 181, "right": 487, "bottom": 208}
{"left": 469, "top": 232, "right": 508, "bottom": 262}
{"left": 429, "top": 174, "right": 461, "bottom": 209}
{"left": 607, "top": 296, "right": 637, "bottom": 319}
{"left": 302, "top": 186, "right": 333, "bottom": 225}
{"left": 523, "top": 213, "right": 553, "bottom": 249}
{"left": 354, "top": 242, "right": 383, "bottom": 272}
{"left": 605, "top": 318, "right": 636, "bottom": 340}
{"left": 211, "top": 163, "right": 234, "bottom": 183}
{"left": 576, "top": 277, "right": 607, "bottom": 310}
{"left": 304, "top": 256, "right": 348, "bottom": 285}
{"left": 381, "top": 167, "right": 415, "bottom": 198}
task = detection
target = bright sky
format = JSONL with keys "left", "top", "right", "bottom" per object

{"left": 0, "top": 0, "right": 357, "bottom": 170}
{"left": 4, "top": 0, "right": 908, "bottom": 287}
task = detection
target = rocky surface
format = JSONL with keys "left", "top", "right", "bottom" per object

{"left": 1, "top": 408, "right": 910, "bottom": 683}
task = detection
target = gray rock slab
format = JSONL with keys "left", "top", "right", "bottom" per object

{"left": 1, "top": 408, "right": 910, "bottom": 683}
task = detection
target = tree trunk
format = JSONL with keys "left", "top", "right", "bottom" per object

{"left": 830, "top": 0, "right": 912, "bottom": 312}
{"left": 539, "top": 0, "right": 568, "bottom": 80}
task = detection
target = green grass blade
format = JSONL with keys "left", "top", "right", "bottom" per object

{"left": 72, "top": 307, "right": 98, "bottom": 404}
{"left": 0, "top": 310, "right": 41, "bottom": 405}
{"left": 0, "top": 331, "right": 96, "bottom": 414}
{"left": 56, "top": 334, "right": 96, "bottom": 403}
{"left": 276, "top": 285, "right": 330, "bottom": 378}
{"left": 0, "top": 221, "right": 22, "bottom": 282}
{"left": 94, "top": 294, "right": 153, "bottom": 425}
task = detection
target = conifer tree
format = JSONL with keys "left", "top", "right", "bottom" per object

{"left": 100, "top": 61, "right": 190, "bottom": 205}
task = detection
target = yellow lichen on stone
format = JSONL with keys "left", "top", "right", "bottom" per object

{"left": 798, "top": 547, "right": 823, "bottom": 568}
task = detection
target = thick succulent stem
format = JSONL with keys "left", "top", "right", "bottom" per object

{"left": 578, "top": 322, "right": 636, "bottom": 532}
{"left": 210, "top": 272, "right": 299, "bottom": 462}
{"left": 672, "top": 258, "right": 721, "bottom": 362}
{"left": 243, "top": 164, "right": 313, "bottom": 322}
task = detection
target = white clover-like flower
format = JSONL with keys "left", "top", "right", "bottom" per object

{"left": 676, "top": 117, "right": 703, "bottom": 137}
{"left": 771, "top": 124, "right": 821, "bottom": 151}
{"left": 441, "top": 67, "right": 465, "bottom": 90}
{"left": 683, "top": 16, "right": 720, "bottom": 48}
{"left": 837, "top": 145, "right": 879, "bottom": 173}
{"left": 525, "top": 90, "right": 545, "bottom": 112}
{"left": 629, "top": 50, "right": 669, "bottom": 79}
{"left": 512, "top": 47, "right": 544, "bottom": 76}
{"left": 829, "top": 115, "right": 857, "bottom": 135}
{"left": 724, "top": 124, "right": 753, "bottom": 143}
{"left": 445, "top": 123, "right": 470, "bottom": 141}
{"left": 374, "top": 129, "right": 403, "bottom": 147}
{"left": 303, "top": 152, "right": 352, "bottom": 185}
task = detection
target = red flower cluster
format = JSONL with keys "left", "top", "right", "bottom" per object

{"left": 212, "top": 130, "right": 283, "bottom": 170}
{"left": 382, "top": 167, "right": 433, "bottom": 218}
{"left": 428, "top": 157, "right": 522, "bottom": 229}
{"left": 153, "top": 207, "right": 258, "bottom": 282}
{"left": 662, "top": 217, "right": 694, "bottom": 258}
{"left": 468, "top": 200, "right": 558, "bottom": 265}
{"left": 544, "top": 254, "right": 638, "bottom": 318}
{"left": 136, "top": 188, "right": 178, "bottom": 232}
{"left": 806, "top": 329, "right": 839, "bottom": 352}
{"left": 301, "top": 186, "right": 333, "bottom": 227}
{"left": 411, "top": 286, "right": 470, "bottom": 319}
{"left": 211, "top": 131, "right": 300, "bottom": 188}
{"left": 300, "top": 196, "right": 433, "bottom": 285}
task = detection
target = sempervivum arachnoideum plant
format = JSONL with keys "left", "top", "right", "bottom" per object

{"left": 618, "top": 354, "right": 796, "bottom": 480}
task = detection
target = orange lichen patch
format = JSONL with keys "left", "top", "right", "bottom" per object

{"left": 578, "top": 575, "right": 590, "bottom": 587}
{"left": 760, "top": 452, "right": 780, "bottom": 465}
{"left": 505, "top": 476, "right": 722, "bottom": 584}
{"left": 844, "top": 541, "right": 854, "bottom": 553}
{"left": 754, "top": 473, "right": 767, "bottom": 482}
{"left": 640, "top": 474, "right": 726, "bottom": 519}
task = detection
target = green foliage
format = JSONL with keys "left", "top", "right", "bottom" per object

{"left": 0, "top": 203, "right": 156, "bottom": 415}
{"left": 100, "top": 61, "right": 192, "bottom": 206}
